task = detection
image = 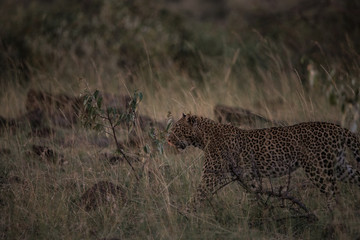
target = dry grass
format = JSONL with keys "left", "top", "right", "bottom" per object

{"left": 1, "top": 1, "right": 360, "bottom": 239}
{"left": 2, "top": 63, "right": 360, "bottom": 239}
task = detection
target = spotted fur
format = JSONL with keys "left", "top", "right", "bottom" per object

{"left": 167, "top": 114, "right": 360, "bottom": 209}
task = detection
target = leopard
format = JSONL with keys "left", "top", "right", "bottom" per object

{"left": 167, "top": 113, "right": 360, "bottom": 210}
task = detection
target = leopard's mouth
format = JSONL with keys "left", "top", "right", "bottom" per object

{"left": 168, "top": 140, "right": 186, "bottom": 150}
{"left": 176, "top": 142, "right": 186, "bottom": 150}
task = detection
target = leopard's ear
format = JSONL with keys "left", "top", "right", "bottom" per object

{"left": 185, "top": 114, "right": 196, "bottom": 126}
{"left": 182, "top": 113, "right": 186, "bottom": 118}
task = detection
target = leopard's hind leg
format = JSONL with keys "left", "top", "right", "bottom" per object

{"left": 300, "top": 151, "right": 338, "bottom": 208}
{"left": 335, "top": 149, "right": 360, "bottom": 186}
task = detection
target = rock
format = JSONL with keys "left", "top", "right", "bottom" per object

{"left": 214, "top": 104, "right": 286, "bottom": 128}
{"left": 80, "top": 181, "right": 126, "bottom": 211}
{"left": 31, "top": 144, "right": 65, "bottom": 164}
{"left": 26, "top": 89, "right": 83, "bottom": 128}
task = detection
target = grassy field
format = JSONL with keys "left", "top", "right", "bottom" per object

{"left": 1, "top": 0, "right": 360, "bottom": 239}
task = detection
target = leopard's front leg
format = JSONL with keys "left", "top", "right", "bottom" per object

{"left": 185, "top": 172, "right": 222, "bottom": 211}
{"left": 185, "top": 152, "right": 232, "bottom": 212}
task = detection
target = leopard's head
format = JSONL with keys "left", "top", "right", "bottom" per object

{"left": 167, "top": 113, "right": 198, "bottom": 150}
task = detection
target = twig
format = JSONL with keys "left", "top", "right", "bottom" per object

{"left": 107, "top": 110, "right": 140, "bottom": 181}
{"left": 286, "top": 163, "right": 292, "bottom": 193}
{"left": 254, "top": 189, "right": 313, "bottom": 216}
{"left": 229, "top": 165, "right": 316, "bottom": 221}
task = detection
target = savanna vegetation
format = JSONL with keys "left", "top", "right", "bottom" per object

{"left": 1, "top": 0, "right": 360, "bottom": 239}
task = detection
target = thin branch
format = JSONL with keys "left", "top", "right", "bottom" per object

{"left": 254, "top": 189, "right": 313, "bottom": 216}
{"left": 97, "top": 114, "right": 109, "bottom": 121}
{"left": 107, "top": 110, "right": 139, "bottom": 181}
{"left": 103, "top": 130, "right": 113, "bottom": 136}
{"left": 229, "top": 165, "right": 316, "bottom": 220}
{"left": 285, "top": 164, "right": 292, "bottom": 193}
